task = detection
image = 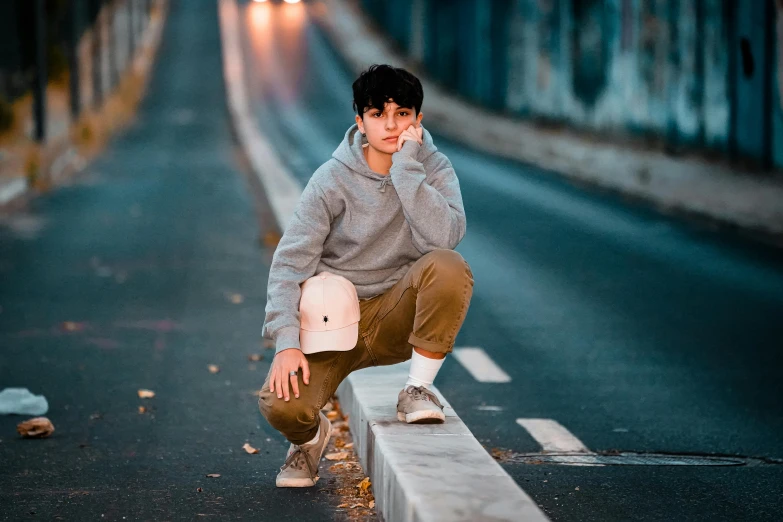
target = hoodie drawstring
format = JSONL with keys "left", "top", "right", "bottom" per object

{"left": 379, "top": 178, "right": 391, "bottom": 193}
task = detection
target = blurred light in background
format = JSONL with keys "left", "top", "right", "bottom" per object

{"left": 246, "top": 0, "right": 306, "bottom": 103}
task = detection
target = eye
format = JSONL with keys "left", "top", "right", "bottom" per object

{"left": 371, "top": 112, "right": 382, "bottom": 118}
{"left": 399, "top": 111, "right": 408, "bottom": 116}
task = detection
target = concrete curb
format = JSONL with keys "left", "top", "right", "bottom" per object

{"left": 0, "top": 0, "right": 169, "bottom": 208}
{"left": 337, "top": 361, "right": 550, "bottom": 522}
{"left": 312, "top": 0, "right": 783, "bottom": 242}
{"left": 217, "top": 1, "right": 550, "bottom": 520}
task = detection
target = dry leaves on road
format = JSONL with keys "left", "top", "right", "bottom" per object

{"left": 325, "top": 451, "right": 350, "bottom": 461}
{"left": 17, "top": 417, "right": 55, "bottom": 438}
{"left": 320, "top": 397, "right": 377, "bottom": 517}
{"left": 326, "top": 410, "right": 340, "bottom": 421}
{"left": 357, "top": 477, "right": 371, "bottom": 494}
{"left": 228, "top": 293, "right": 244, "bottom": 304}
{"left": 137, "top": 389, "right": 155, "bottom": 398}
{"left": 206, "top": 474, "right": 220, "bottom": 478}
{"left": 138, "top": 406, "right": 147, "bottom": 414}
{"left": 242, "top": 442, "right": 259, "bottom": 454}
{"left": 248, "top": 354, "right": 263, "bottom": 362}
{"left": 208, "top": 364, "right": 220, "bottom": 374}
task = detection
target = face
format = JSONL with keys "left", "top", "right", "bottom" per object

{"left": 355, "top": 100, "right": 423, "bottom": 154}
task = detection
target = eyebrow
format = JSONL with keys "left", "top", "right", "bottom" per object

{"left": 369, "top": 107, "right": 412, "bottom": 112}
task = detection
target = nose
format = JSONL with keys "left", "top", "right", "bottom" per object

{"left": 385, "top": 113, "right": 396, "bottom": 130}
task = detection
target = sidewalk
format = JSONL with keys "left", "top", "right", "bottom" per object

{"left": 0, "top": 0, "right": 167, "bottom": 209}
{"left": 311, "top": 0, "right": 783, "bottom": 245}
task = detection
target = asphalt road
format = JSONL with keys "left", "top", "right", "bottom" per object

{"left": 235, "top": 0, "right": 783, "bottom": 520}
{"left": 0, "top": 1, "right": 373, "bottom": 520}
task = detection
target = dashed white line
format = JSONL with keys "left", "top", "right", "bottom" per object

{"left": 516, "top": 418, "right": 604, "bottom": 466}
{"left": 476, "top": 405, "right": 504, "bottom": 411}
{"left": 516, "top": 418, "right": 592, "bottom": 453}
{"left": 452, "top": 347, "right": 512, "bottom": 383}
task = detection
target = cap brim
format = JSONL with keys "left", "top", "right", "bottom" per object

{"left": 300, "top": 322, "right": 358, "bottom": 354}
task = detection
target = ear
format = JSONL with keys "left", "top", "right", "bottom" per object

{"left": 355, "top": 114, "right": 364, "bottom": 134}
{"left": 415, "top": 112, "right": 423, "bottom": 127}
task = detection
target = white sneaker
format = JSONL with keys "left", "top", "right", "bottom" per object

{"left": 396, "top": 385, "right": 446, "bottom": 424}
{"left": 275, "top": 411, "right": 332, "bottom": 487}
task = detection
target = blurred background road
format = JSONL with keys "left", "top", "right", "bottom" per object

{"left": 0, "top": 0, "right": 782, "bottom": 520}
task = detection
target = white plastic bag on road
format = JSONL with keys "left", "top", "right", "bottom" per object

{"left": 0, "top": 387, "right": 49, "bottom": 415}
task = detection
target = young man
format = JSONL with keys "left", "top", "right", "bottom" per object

{"left": 259, "top": 64, "right": 474, "bottom": 487}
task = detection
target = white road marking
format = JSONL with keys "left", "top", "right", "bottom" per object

{"left": 516, "top": 418, "right": 591, "bottom": 453}
{"left": 516, "top": 418, "right": 604, "bottom": 466}
{"left": 452, "top": 347, "right": 511, "bottom": 383}
{"left": 476, "top": 405, "right": 504, "bottom": 411}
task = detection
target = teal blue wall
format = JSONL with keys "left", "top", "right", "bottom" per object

{"left": 360, "top": 0, "right": 782, "bottom": 170}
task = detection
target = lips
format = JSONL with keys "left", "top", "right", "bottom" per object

{"left": 383, "top": 136, "right": 399, "bottom": 141}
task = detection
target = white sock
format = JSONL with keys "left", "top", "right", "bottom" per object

{"left": 405, "top": 350, "right": 445, "bottom": 389}
{"left": 302, "top": 424, "right": 320, "bottom": 446}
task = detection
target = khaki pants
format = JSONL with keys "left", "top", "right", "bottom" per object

{"left": 258, "top": 249, "right": 474, "bottom": 445}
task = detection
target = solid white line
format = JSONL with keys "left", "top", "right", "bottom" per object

{"left": 452, "top": 347, "right": 511, "bottom": 383}
{"left": 516, "top": 418, "right": 593, "bottom": 453}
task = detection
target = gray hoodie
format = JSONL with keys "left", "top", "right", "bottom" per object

{"left": 262, "top": 123, "right": 466, "bottom": 354}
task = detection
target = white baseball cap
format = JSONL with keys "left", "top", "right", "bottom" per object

{"left": 298, "top": 271, "right": 360, "bottom": 354}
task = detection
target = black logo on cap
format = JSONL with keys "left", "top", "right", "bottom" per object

{"left": 323, "top": 315, "right": 329, "bottom": 323}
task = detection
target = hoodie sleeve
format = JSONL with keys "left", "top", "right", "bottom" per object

{"left": 389, "top": 140, "right": 467, "bottom": 253}
{"left": 262, "top": 178, "right": 332, "bottom": 355}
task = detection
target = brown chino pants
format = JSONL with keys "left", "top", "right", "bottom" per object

{"left": 258, "top": 248, "right": 474, "bottom": 445}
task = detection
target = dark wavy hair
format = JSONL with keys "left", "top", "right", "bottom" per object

{"left": 352, "top": 64, "right": 423, "bottom": 117}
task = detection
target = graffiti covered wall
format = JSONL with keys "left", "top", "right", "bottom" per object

{"left": 361, "top": 0, "right": 781, "bottom": 170}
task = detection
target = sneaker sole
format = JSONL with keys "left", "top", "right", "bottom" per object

{"left": 397, "top": 410, "right": 445, "bottom": 424}
{"left": 276, "top": 413, "right": 333, "bottom": 488}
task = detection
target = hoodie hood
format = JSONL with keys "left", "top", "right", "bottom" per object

{"left": 332, "top": 123, "right": 439, "bottom": 191}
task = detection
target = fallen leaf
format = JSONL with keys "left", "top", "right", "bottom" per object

{"left": 16, "top": 417, "right": 55, "bottom": 438}
{"left": 137, "top": 389, "right": 155, "bottom": 398}
{"left": 349, "top": 503, "right": 365, "bottom": 509}
{"left": 263, "top": 231, "right": 281, "bottom": 246}
{"left": 369, "top": 500, "right": 375, "bottom": 508}
{"left": 197, "top": 487, "right": 203, "bottom": 492}
{"left": 206, "top": 474, "right": 220, "bottom": 478}
{"left": 357, "top": 477, "right": 371, "bottom": 493}
{"left": 208, "top": 364, "right": 220, "bottom": 374}
{"left": 248, "top": 353, "right": 263, "bottom": 362}
{"left": 343, "top": 442, "right": 353, "bottom": 449}
{"left": 334, "top": 438, "right": 345, "bottom": 448}
{"left": 138, "top": 406, "right": 147, "bottom": 414}
{"left": 336, "top": 503, "right": 349, "bottom": 508}
{"left": 325, "top": 452, "right": 350, "bottom": 461}
{"left": 229, "top": 293, "right": 244, "bottom": 304}
{"left": 326, "top": 410, "right": 339, "bottom": 421}
{"left": 242, "top": 442, "right": 259, "bottom": 454}
{"left": 575, "top": 486, "right": 580, "bottom": 491}
{"left": 61, "top": 321, "right": 85, "bottom": 332}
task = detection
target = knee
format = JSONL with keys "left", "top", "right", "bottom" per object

{"left": 421, "top": 249, "right": 473, "bottom": 286}
{"left": 258, "top": 390, "right": 316, "bottom": 432}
